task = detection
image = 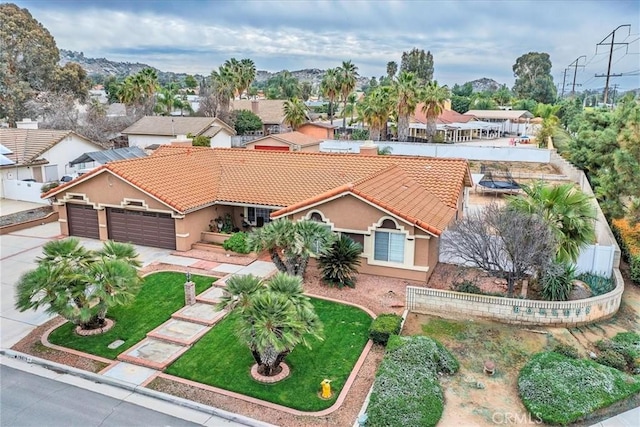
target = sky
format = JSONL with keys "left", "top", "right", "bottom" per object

{"left": 12, "top": 0, "right": 640, "bottom": 91}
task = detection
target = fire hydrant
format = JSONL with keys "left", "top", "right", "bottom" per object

{"left": 320, "top": 379, "right": 332, "bottom": 399}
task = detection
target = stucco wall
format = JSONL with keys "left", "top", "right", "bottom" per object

{"left": 177, "top": 206, "right": 216, "bottom": 251}
{"left": 406, "top": 269, "right": 624, "bottom": 327}
{"left": 244, "top": 137, "right": 290, "bottom": 150}
{"left": 298, "top": 125, "right": 332, "bottom": 140}
{"left": 210, "top": 132, "right": 232, "bottom": 148}
{"left": 127, "top": 135, "right": 173, "bottom": 149}
{"left": 43, "top": 135, "right": 103, "bottom": 180}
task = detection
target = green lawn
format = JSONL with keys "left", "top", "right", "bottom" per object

{"left": 48, "top": 272, "right": 214, "bottom": 359}
{"left": 165, "top": 298, "right": 372, "bottom": 411}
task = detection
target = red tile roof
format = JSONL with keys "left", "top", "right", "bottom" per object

{"left": 412, "top": 104, "right": 477, "bottom": 125}
{"left": 245, "top": 131, "right": 321, "bottom": 148}
{"left": 44, "top": 147, "right": 471, "bottom": 233}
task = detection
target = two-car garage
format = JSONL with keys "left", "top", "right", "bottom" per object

{"left": 66, "top": 204, "right": 176, "bottom": 250}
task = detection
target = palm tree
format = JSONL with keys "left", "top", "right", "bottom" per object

{"left": 507, "top": 182, "right": 596, "bottom": 263}
{"left": 318, "top": 234, "right": 362, "bottom": 288}
{"left": 283, "top": 97, "right": 307, "bottom": 130}
{"left": 320, "top": 68, "right": 339, "bottom": 125}
{"left": 16, "top": 238, "right": 142, "bottom": 330}
{"left": 247, "top": 219, "right": 334, "bottom": 276}
{"left": 211, "top": 64, "right": 236, "bottom": 122}
{"left": 421, "top": 80, "right": 450, "bottom": 142}
{"left": 338, "top": 60, "right": 359, "bottom": 131}
{"left": 238, "top": 58, "right": 256, "bottom": 99}
{"left": 343, "top": 92, "right": 358, "bottom": 125}
{"left": 154, "top": 83, "right": 180, "bottom": 116}
{"left": 386, "top": 61, "right": 398, "bottom": 80}
{"left": 358, "top": 86, "right": 394, "bottom": 141}
{"left": 217, "top": 273, "right": 323, "bottom": 377}
{"left": 394, "top": 71, "right": 420, "bottom": 142}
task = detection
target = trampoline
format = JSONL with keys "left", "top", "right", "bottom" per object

{"left": 477, "top": 171, "right": 521, "bottom": 191}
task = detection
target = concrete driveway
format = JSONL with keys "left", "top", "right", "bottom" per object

{"left": 0, "top": 222, "right": 173, "bottom": 349}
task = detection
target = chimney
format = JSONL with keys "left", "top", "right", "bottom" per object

{"left": 359, "top": 140, "right": 378, "bottom": 156}
{"left": 251, "top": 100, "right": 259, "bottom": 114}
{"left": 16, "top": 118, "right": 38, "bottom": 129}
{"left": 170, "top": 134, "right": 193, "bottom": 147}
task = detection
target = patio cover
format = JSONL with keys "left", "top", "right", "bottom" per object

{"left": 70, "top": 146, "right": 147, "bottom": 166}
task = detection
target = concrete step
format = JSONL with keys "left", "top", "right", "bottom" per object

{"left": 117, "top": 338, "right": 190, "bottom": 370}
{"left": 172, "top": 302, "right": 227, "bottom": 326}
{"left": 147, "top": 319, "right": 209, "bottom": 346}
{"left": 196, "top": 285, "right": 226, "bottom": 305}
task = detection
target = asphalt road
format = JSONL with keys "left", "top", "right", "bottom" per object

{"left": 0, "top": 365, "right": 201, "bottom": 427}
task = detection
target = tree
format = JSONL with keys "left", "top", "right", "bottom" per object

{"left": 116, "top": 68, "right": 158, "bottom": 116}
{"left": 507, "top": 182, "right": 596, "bottom": 264}
{"left": 0, "top": 3, "right": 60, "bottom": 125}
{"left": 56, "top": 62, "right": 91, "bottom": 102}
{"left": 283, "top": 97, "right": 307, "bottom": 130}
{"left": 512, "top": 52, "right": 556, "bottom": 104}
{"left": 211, "top": 64, "right": 236, "bottom": 122}
{"left": 358, "top": 86, "right": 394, "bottom": 141}
{"left": 26, "top": 92, "right": 78, "bottom": 130}
{"left": 184, "top": 74, "right": 198, "bottom": 91}
{"left": 386, "top": 61, "right": 398, "bottom": 80}
{"left": 318, "top": 235, "right": 362, "bottom": 288}
{"left": 451, "top": 82, "right": 473, "bottom": 97}
{"left": 154, "top": 83, "right": 191, "bottom": 116}
{"left": 15, "top": 239, "right": 142, "bottom": 330}
{"left": 267, "top": 70, "right": 300, "bottom": 99}
{"left": 216, "top": 273, "right": 323, "bottom": 377}
{"left": 493, "top": 84, "right": 512, "bottom": 107}
{"left": 300, "top": 81, "right": 312, "bottom": 101}
{"left": 441, "top": 203, "right": 556, "bottom": 295}
{"left": 231, "top": 109, "right": 263, "bottom": 135}
{"left": 393, "top": 71, "right": 420, "bottom": 142}
{"left": 400, "top": 48, "right": 434, "bottom": 84}
{"left": 343, "top": 92, "right": 358, "bottom": 125}
{"left": 338, "top": 60, "right": 359, "bottom": 131}
{"left": 247, "top": 219, "right": 334, "bottom": 277}
{"left": 320, "top": 68, "right": 339, "bottom": 124}
{"left": 421, "top": 81, "right": 450, "bottom": 142}
{"left": 225, "top": 58, "right": 256, "bottom": 99}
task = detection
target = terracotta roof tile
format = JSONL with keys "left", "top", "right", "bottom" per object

{"left": 412, "top": 104, "right": 477, "bottom": 125}
{"left": 245, "top": 131, "right": 321, "bottom": 148}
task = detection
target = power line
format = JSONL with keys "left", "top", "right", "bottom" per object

{"left": 568, "top": 56, "right": 586, "bottom": 95}
{"left": 594, "top": 24, "right": 632, "bottom": 104}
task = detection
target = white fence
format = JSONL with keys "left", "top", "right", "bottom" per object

{"left": 1, "top": 180, "right": 48, "bottom": 204}
{"left": 320, "top": 141, "right": 552, "bottom": 163}
{"left": 574, "top": 244, "right": 615, "bottom": 277}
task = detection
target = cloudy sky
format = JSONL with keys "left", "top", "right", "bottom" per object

{"left": 13, "top": 0, "right": 640, "bottom": 91}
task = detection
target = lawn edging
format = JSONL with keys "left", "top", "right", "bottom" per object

{"left": 40, "top": 317, "right": 114, "bottom": 366}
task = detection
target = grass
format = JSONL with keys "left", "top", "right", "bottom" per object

{"left": 518, "top": 352, "right": 640, "bottom": 425}
{"left": 165, "top": 297, "right": 371, "bottom": 411}
{"left": 48, "top": 272, "right": 214, "bottom": 359}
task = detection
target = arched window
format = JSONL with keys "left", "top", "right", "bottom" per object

{"left": 374, "top": 218, "right": 404, "bottom": 263}
{"left": 310, "top": 212, "right": 324, "bottom": 222}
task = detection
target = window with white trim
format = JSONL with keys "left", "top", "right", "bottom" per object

{"left": 373, "top": 219, "right": 404, "bottom": 263}
{"left": 246, "top": 207, "right": 272, "bottom": 226}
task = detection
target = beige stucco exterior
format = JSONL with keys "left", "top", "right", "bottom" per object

{"left": 297, "top": 124, "right": 334, "bottom": 140}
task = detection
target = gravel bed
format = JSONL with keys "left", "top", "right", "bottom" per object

{"left": 0, "top": 206, "right": 52, "bottom": 226}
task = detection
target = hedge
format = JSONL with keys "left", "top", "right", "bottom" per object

{"left": 368, "top": 313, "right": 402, "bottom": 345}
{"left": 612, "top": 218, "right": 640, "bottom": 284}
{"left": 366, "top": 336, "right": 458, "bottom": 427}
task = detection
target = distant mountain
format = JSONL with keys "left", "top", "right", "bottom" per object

{"left": 468, "top": 78, "right": 503, "bottom": 92}
{"left": 60, "top": 50, "right": 369, "bottom": 89}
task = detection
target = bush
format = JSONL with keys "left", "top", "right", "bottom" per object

{"left": 541, "top": 261, "right": 575, "bottom": 301}
{"left": 350, "top": 128, "right": 369, "bottom": 140}
{"left": 596, "top": 332, "right": 640, "bottom": 373}
{"left": 222, "top": 232, "right": 249, "bottom": 254}
{"left": 41, "top": 181, "right": 59, "bottom": 193}
{"left": 577, "top": 272, "right": 615, "bottom": 296}
{"left": 518, "top": 352, "right": 640, "bottom": 425}
{"left": 367, "top": 336, "right": 458, "bottom": 427}
{"left": 451, "top": 280, "right": 505, "bottom": 297}
{"left": 369, "top": 314, "right": 403, "bottom": 345}
{"left": 612, "top": 218, "right": 640, "bottom": 284}
{"left": 231, "top": 109, "right": 263, "bottom": 135}
{"left": 552, "top": 343, "right": 580, "bottom": 359}
{"left": 318, "top": 235, "right": 361, "bottom": 288}
{"left": 595, "top": 349, "right": 627, "bottom": 371}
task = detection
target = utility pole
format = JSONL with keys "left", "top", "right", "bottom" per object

{"left": 568, "top": 56, "right": 586, "bottom": 95}
{"left": 595, "top": 24, "right": 631, "bottom": 104}
{"left": 561, "top": 68, "right": 568, "bottom": 98}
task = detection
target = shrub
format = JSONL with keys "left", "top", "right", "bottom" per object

{"left": 541, "top": 261, "right": 575, "bottom": 301}
{"left": 222, "top": 232, "right": 249, "bottom": 254}
{"left": 40, "top": 181, "right": 59, "bottom": 193}
{"left": 595, "top": 349, "right": 627, "bottom": 371}
{"left": 596, "top": 332, "right": 640, "bottom": 373}
{"left": 612, "top": 218, "right": 640, "bottom": 284}
{"left": 577, "top": 272, "right": 615, "bottom": 296}
{"left": 518, "top": 352, "right": 640, "bottom": 425}
{"left": 367, "top": 336, "right": 458, "bottom": 427}
{"left": 318, "top": 235, "right": 361, "bottom": 288}
{"left": 350, "top": 128, "right": 369, "bottom": 140}
{"left": 369, "top": 314, "right": 403, "bottom": 345}
{"left": 451, "top": 280, "right": 505, "bottom": 297}
{"left": 552, "top": 343, "right": 580, "bottom": 359}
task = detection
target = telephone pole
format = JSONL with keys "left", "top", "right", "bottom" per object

{"left": 595, "top": 24, "right": 631, "bottom": 104}
{"left": 561, "top": 68, "right": 568, "bottom": 98}
{"left": 568, "top": 56, "right": 586, "bottom": 96}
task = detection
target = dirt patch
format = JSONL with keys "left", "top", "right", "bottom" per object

{"left": 468, "top": 161, "right": 559, "bottom": 175}
{"left": 171, "top": 248, "right": 256, "bottom": 265}
{"left": 0, "top": 205, "right": 52, "bottom": 227}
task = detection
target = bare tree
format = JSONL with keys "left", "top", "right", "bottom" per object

{"left": 25, "top": 92, "right": 79, "bottom": 129}
{"left": 440, "top": 203, "right": 556, "bottom": 295}
{"left": 196, "top": 85, "right": 219, "bottom": 118}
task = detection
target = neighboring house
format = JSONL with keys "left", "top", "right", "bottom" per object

{"left": 464, "top": 110, "right": 534, "bottom": 135}
{"left": 44, "top": 145, "right": 472, "bottom": 281}
{"left": 297, "top": 122, "right": 338, "bottom": 140}
{"left": 410, "top": 105, "right": 502, "bottom": 142}
{"left": 122, "top": 116, "right": 236, "bottom": 149}
{"left": 243, "top": 131, "right": 322, "bottom": 152}
{"left": 231, "top": 100, "right": 288, "bottom": 135}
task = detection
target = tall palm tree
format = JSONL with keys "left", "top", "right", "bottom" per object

{"left": 358, "top": 86, "right": 394, "bottom": 141}
{"left": 238, "top": 58, "right": 256, "bottom": 99}
{"left": 217, "top": 273, "right": 323, "bottom": 377}
{"left": 16, "top": 238, "right": 142, "bottom": 330}
{"left": 224, "top": 58, "right": 241, "bottom": 98}
{"left": 338, "top": 60, "right": 359, "bottom": 131}
{"left": 394, "top": 71, "right": 420, "bottom": 142}
{"left": 283, "top": 97, "right": 307, "bottom": 130}
{"left": 342, "top": 92, "right": 358, "bottom": 125}
{"left": 320, "top": 68, "right": 339, "bottom": 125}
{"left": 421, "top": 80, "right": 450, "bottom": 142}
{"left": 211, "top": 64, "right": 237, "bottom": 121}
{"left": 386, "top": 61, "right": 398, "bottom": 80}
{"left": 507, "top": 182, "right": 596, "bottom": 263}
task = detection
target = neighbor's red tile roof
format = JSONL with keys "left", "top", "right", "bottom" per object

{"left": 245, "top": 131, "right": 321, "bottom": 148}
{"left": 44, "top": 147, "right": 471, "bottom": 233}
{"left": 412, "top": 104, "right": 476, "bottom": 125}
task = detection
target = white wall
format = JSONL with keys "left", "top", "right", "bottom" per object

{"left": 127, "top": 135, "right": 173, "bottom": 149}
{"left": 320, "top": 141, "right": 552, "bottom": 163}
{"left": 43, "top": 135, "right": 104, "bottom": 180}
{"left": 1, "top": 166, "right": 35, "bottom": 182}
{"left": 210, "top": 131, "right": 232, "bottom": 148}
{"left": 2, "top": 180, "right": 48, "bottom": 204}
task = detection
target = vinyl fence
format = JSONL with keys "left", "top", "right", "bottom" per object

{"left": 2, "top": 180, "right": 48, "bottom": 204}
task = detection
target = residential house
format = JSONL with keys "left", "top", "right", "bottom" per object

{"left": 243, "top": 131, "right": 322, "bottom": 152}
{"left": 44, "top": 146, "right": 472, "bottom": 281}
{"left": 297, "top": 122, "right": 337, "bottom": 140}
{"left": 410, "top": 105, "right": 502, "bottom": 142}
{"left": 231, "top": 100, "right": 288, "bottom": 135}
{"left": 122, "top": 116, "right": 236, "bottom": 149}
{"left": 464, "top": 110, "right": 534, "bottom": 135}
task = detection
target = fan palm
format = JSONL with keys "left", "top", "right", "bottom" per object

{"left": 358, "top": 86, "right": 394, "bottom": 141}
{"left": 507, "top": 182, "right": 597, "bottom": 263}
{"left": 338, "top": 60, "right": 359, "bottom": 131}
{"left": 238, "top": 58, "right": 256, "bottom": 99}
{"left": 318, "top": 234, "right": 362, "bottom": 288}
{"left": 211, "top": 64, "right": 237, "bottom": 120}
{"left": 421, "top": 80, "right": 450, "bottom": 142}
{"left": 320, "top": 68, "right": 339, "bottom": 125}
{"left": 283, "top": 97, "right": 307, "bottom": 130}
{"left": 394, "top": 71, "right": 420, "bottom": 142}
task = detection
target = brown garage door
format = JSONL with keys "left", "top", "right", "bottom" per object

{"left": 67, "top": 204, "right": 100, "bottom": 239}
{"left": 107, "top": 208, "right": 176, "bottom": 250}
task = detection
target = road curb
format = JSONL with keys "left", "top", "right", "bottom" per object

{"left": 1, "top": 349, "right": 276, "bottom": 427}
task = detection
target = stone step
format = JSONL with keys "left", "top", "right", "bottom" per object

{"left": 196, "top": 285, "right": 226, "bottom": 305}
{"left": 147, "top": 319, "right": 210, "bottom": 346}
{"left": 172, "top": 302, "right": 227, "bottom": 326}
{"left": 117, "top": 338, "right": 190, "bottom": 370}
